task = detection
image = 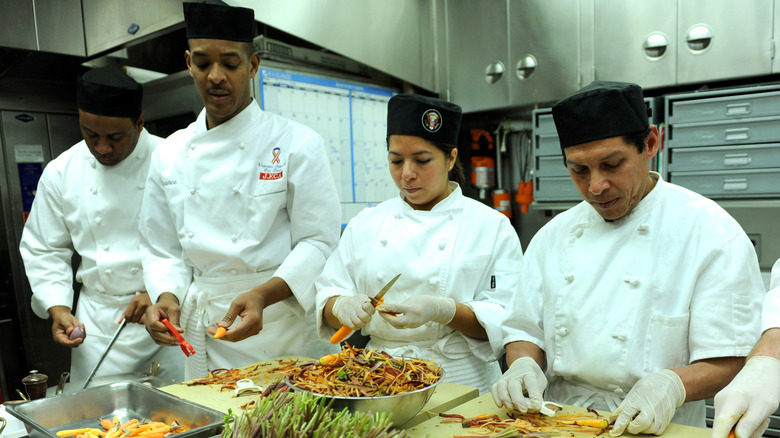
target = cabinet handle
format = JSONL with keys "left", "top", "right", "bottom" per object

{"left": 484, "top": 62, "right": 505, "bottom": 84}
{"left": 723, "top": 128, "right": 749, "bottom": 141}
{"left": 686, "top": 24, "right": 713, "bottom": 52}
{"left": 643, "top": 32, "right": 668, "bottom": 59}
{"left": 725, "top": 103, "right": 752, "bottom": 116}
{"left": 723, "top": 153, "right": 752, "bottom": 167}
{"left": 516, "top": 54, "right": 537, "bottom": 80}
{"left": 723, "top": 178, "right": 748, "bottom": 191}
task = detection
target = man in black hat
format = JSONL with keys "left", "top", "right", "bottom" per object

{"left": 492, "top": 81, "right": 763, "bottom": 435}
{"left": 139, "top": 2, "right": 341, "bottom": 380}
{"left": 20, "top": 66, "right": 182, "bottom": 383}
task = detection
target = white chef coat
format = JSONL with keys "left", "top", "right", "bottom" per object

{"left": 502, "top": 173, "right": 763, "bottom": 427}
{"left": 20, "top": 129, "right": 183, "bottom": 382}
{"left": 761, "top": 258, "right": 780, "bottom": 332}
{"left": 316, "top": 184, "right": 523, "bottom": 394}
{"left": 139, "top": 102, "right": 341, "bottom": 379}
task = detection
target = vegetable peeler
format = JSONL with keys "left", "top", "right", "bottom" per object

{"left": 161, "top": 318, "right": 196, "bottom": 356}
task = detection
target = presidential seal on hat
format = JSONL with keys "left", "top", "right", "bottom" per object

{"left": 552, "top": 80, "right": 651, "bottom": 149}
{"left": 387, "top": 94, "right": 461, "bottom": 146}
{"left": 77, "top": 66, "right": 143, "bottom": 119}
{"left": 183, "top": 2, "right": 255, "bottom": 43}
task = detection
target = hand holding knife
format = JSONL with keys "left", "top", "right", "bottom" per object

{"left": 329, "top": 273, "right": 401, "bottom": 344}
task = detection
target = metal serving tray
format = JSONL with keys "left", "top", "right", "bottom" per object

{"left": 5, "top": 381, "right": 225, "bottom": 438}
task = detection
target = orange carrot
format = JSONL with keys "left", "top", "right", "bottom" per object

{"left": 213, "top": 326, "right": 227, "bottom": 339}
{"left": 99, "top": 418, "right": 115, "bottom": 430}
{"left": 329, "top": 325, "right": 351, "bottom": 344}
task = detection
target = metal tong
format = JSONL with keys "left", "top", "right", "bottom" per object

{"left": 161, "top": 318, "right": 196, "bottom": 356}
{"left": 82, "top": 319, "right": 127, "bottom": 389}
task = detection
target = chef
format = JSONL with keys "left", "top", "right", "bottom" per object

{"left": 315, "top": 94, "right": 523, "bottom": 395}
{"left": 19, "top": 66, "right": 182, "bottom": 382}
{"left": 491, "top": 81, "right": 764, "bottom": 435}
{"left": 140, "top": 2, "right": 341, "bottom": 380}
{"left": 712, "top": 256, "right": 780, "bottom": 438}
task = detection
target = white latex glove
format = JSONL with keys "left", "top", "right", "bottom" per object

{"left": 376, "top": 295, "right": 456, "bottom": 329}
{"left": 490, "top": 357, "right": 547, "bottom": 413}
{"left": 610, "top": 369, "right": 686, "bottom": 436}
{"left": 331, "top": 294, "right": 375, "bottom": 330}
{"left": 711, "top": 356, "right": 780, "bottom": 438}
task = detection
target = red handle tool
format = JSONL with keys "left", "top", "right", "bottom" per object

{"left": 161, "top": 318, "right": 196, "bottom": 356}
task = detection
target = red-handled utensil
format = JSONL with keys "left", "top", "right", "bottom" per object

{"left": 161, "top": 318, "right": 196, "bottom": 356}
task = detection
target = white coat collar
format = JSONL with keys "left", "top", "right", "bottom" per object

{"left": 583, "top": 171, "right": 664, "bottom": 224}
{"left": 193, "top": 99, "right": 261, "bottom": 137}
{"left": 398, "top": 181, "right": 463, "bottom": 212}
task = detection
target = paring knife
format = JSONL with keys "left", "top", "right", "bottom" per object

{"left": 330, "top": 273, "right": 401, "bottom": 344}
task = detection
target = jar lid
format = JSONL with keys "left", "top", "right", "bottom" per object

{"left": 22, "top": 370, "right": 48, "bottom": 384}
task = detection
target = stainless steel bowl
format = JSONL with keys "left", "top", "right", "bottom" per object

{"left": 286, "top": 368, "right": 445, "bottom": 427}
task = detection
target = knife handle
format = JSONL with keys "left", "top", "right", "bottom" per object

{"left": 330, "top": 325, "right": 352, "bottom": 344}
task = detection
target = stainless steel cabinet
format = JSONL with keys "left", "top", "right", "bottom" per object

{"left": 447, "top": 0, "right": 511, "bottom": 112}
{"left": 509, "top": 0, "right": 580, "bottom": 106}
{"left": 592, "top": 0, "right": 677, "bottom": 89}
{"left": 0, "top": 0, "right": 85, "bottom": 57}
{"left": 677, "top": 0, "right": 772, "bottom": 84}
{"left": 446, "top": 0, "right": 581, "bottom": 112}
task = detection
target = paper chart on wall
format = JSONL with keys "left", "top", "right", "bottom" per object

{"left": 257, "top": 68, "right": 397, "bottom": 227}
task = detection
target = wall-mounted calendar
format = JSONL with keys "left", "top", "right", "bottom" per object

{"left": 254, "top": 66, "right": 397, "bottom": 227}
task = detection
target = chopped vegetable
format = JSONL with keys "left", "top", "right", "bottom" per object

{"left": 439, "top": 410, "right": 615, "bottom": 437}
{"left": 286, "top": 344, "right": 442, "bottom": 397}
{"left": 57, "top": 418, "right": 189, "bottom": 438}
{"left": 214, "top": 326, "right": 227, "bottom": 339}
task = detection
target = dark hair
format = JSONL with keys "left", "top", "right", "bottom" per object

{"left": 622, "top": 126, "right": 652, "bottom": 153}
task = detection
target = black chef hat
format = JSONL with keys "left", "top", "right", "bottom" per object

{"left": 77, "top": 66, "right": 143, "bottom": 119}
{"left": 552, "top": 80, "right": 651, "bottom": 148}
{"left": 183, "top": 2, "right": 255, "bottom": 43}
{"left": 387, "top": 94, "right": 462, "bottom": 146}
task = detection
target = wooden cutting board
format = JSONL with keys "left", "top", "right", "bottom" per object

{"left": 159, "top": 355, "right": 480, "bottom": 427}
{"left": 404, "top": 393, "right": 712, "bottom": 437}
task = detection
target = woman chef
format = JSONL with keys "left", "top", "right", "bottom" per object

{"left": 315, "top": 94, "right": 523, "bottom": 395}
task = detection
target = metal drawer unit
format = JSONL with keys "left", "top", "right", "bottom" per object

{"left": 665, "top": 85, "right": 780, "bottom": 199}
{"left": 532, "top": 108, "right": 580, "bottom": 202}
{"left": 532, "top": 98, "right": 659, "bottom": 204}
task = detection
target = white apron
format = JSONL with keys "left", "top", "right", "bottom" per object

{"left": 181, "top": 271, "right": 336, "bottom": 380}
{"left": 72, "top": 287, "right": 183, "bottom": 382}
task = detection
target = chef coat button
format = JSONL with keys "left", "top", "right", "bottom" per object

{"left": 238, "top": 143, "right": 246, "bottom": 150}
{"left": 189, "top": 188, "right": 196, "bottom": 195}
{"left": 624, "top": 276, "right": 640, "bottom": 287}
{"left": 438, "top": 242, "right": 446, "bottom": 250}
{"left": 609, "top": 385, "right": 626, "bottom": 396}
{"left": 137, "top": 183, "right": 145, "bottom": 190}
{"left": 102, "top": 244, "right": 110, "bottom": 251}
{"left": 95, "top": 217, "right": 102, "bottom": 225}
{"left": 575, "top": 228, "right": 583, "bottom": 238}
{"left": 377, "top": 274, "right": 385, "bottom": 283}
{"left": 556, "top": 327, "right": 569, "bottom": 337}
{"left": 104, "top": 269, "right": 112, "bottom": 276}
{"left": 130, "top": 267, "right": 139, "bottom": 275}
{"left": 429, "top": 278, "right": 438, "bottom": 286}
{"left": 230, "top": 269, "right": 238, "bottom": 275}
{"left": 380, "top": 238, "right": 387, "bottom": 246}
{"left": 232, "top": 186, "right": 240, "bottom": 194}
{"left": 187, "top": 232, "right": 194, "bottom": 238}
{"left": 231, "top": 235, "right": 238, "bottom": 242}
{"left": 637, "top": 224, "right": 650, "bottom": 232}
{"left": 612, "top": 332, "right": 627, "bottom": 341}
{"left": 90, "top": 186, "right": 97, "bottom": 194}
{"left": 564, "top": 274, "right": 574, "bottom": 282}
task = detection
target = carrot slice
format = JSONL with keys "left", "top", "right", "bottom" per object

{"left": 213, "top": 326, "right": 227, "bottom": 339}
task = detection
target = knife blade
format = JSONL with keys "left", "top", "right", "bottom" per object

{"left": 329, "top": 273, "right": 401, "bottom": 344}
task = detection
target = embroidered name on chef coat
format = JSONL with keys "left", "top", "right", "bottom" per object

{"left": 258, "top": 146, "right": 284, "bottom": 180}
